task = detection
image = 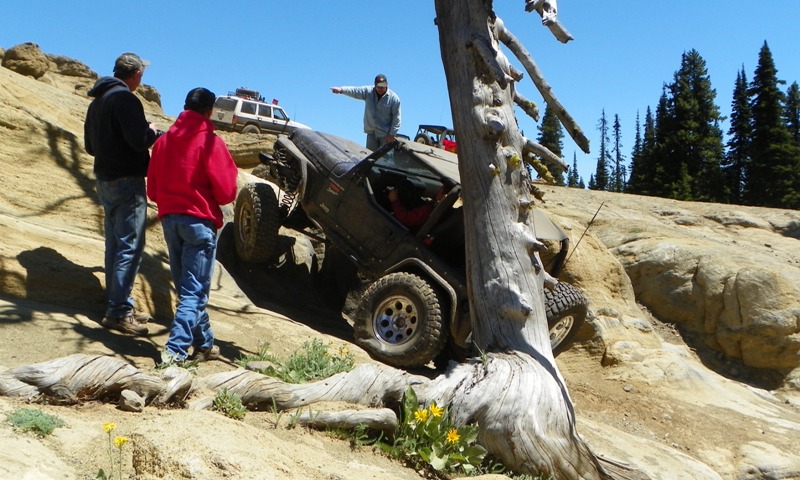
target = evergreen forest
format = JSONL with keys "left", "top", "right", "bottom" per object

{"left": 547, "top": 41, "right": 800, "bottom": 210}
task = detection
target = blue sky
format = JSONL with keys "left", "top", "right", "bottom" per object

{"left": 3, "top": 1, "right": 799, "bottom": 182}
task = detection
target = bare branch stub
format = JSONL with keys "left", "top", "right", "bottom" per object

{"left": 524, "top": 0, "right": 574, "bottom": 43}
{"left": 524, "top": 138, "right": 568, "bottom": 172}
{"left": 514, "top": 91, "right": 540, "bottom": 122}
{"left": 494, "top": 18, "right": 590, "bottom": 154}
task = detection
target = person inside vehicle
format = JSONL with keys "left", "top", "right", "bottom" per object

{"left": 387, "top": 179, "right": 448, "bottom": 232}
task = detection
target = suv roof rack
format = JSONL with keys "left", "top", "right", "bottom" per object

{"left": 231, "top": 87, "right": 264, "bottom": 102}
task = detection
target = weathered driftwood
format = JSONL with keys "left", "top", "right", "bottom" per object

{"left": 201, "top": 363, "right": 425, "bottom": 410}
{"left": 157, "top": 365, "right": 195, "bottom": 405}
{"left": 0, "top": 352, "right": 648, "bottom": 478}
{"left": 294, "top": 408, "right": 398, "bottom": 437}
{"left": 0, "top": 372, "right": 40, "bottom": 400}
{"left": 2, "top": 354, "right": 164, "bottom": 404}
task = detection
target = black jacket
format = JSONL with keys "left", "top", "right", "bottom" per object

{"left": 84, "top": 76, "right": 157, "bottom": 181}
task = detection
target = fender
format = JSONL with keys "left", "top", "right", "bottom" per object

{"left": 384, "top": 257, "right": 461, "bottom": 327}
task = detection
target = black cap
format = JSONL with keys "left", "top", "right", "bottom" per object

{"left": 374, "top": 74, "right": 388, "bottom": 87}
{"left": 184, "top": 87, "right": 216, "bottom": 113}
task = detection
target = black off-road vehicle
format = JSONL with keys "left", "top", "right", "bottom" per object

{"left": 233, "top": 129, "right": 587, "bottom": 368}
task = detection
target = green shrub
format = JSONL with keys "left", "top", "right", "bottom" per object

{"left": 239, "top": 339, "right": 355, "bottom": 384}
{"left": 212, "top": 389, "right": 247, "bottom": 420}
{"left": 6, "top": 408, "right": 64, "bottom": 437}
{"left": 391, "top": 387, "right": 486, "bottom": 476}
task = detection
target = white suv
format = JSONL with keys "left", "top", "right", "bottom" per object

{"left": 211, "top": 89, "right": 310, "bottom": 135}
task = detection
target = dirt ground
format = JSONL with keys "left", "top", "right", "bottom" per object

{"left": 1, "top": 58, "right": 800, "bottom": 480}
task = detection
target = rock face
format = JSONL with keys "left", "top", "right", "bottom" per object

{"left": 541, "top": 188, "right": 800, "bottom": 388}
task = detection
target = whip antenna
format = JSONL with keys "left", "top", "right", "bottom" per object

{"left": 565, "top": 201, "right": 604, "bottom": 264}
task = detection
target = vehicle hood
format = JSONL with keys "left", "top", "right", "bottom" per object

{"left": 397, "top": 138, "right": 460, "bottom": 184}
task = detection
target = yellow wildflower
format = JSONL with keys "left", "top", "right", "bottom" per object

{"left": 103, "top": 422, "right": 116, "bottom": 433}
{"left": 446, "top": 428, "right": 460, "bottom": 444}
{"left": 114, "top": 436, "right": 129, "bottom": 448}
{"left": 414, "top": 408, "right": 429, "bottom": 422}
{"left": 429, "top": 402, "right": 443, "bottom": 418}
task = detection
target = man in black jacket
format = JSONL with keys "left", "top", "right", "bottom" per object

{"left": 84, "top": 52, "right": 159, "bottom": 336}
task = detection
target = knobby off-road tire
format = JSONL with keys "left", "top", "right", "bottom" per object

{"left": 414, "top": 134, "right": 432, "bottom": 145}
{"left": 233, "top": 183, "right": 280, "bottom": 263}
{"left": 242, "top": 124, "right": 260, "bottom": 135}
{"left": 354, "top": 272, "right": 447, "bottom": 368}
{"left": 544, "top": 282, "right": 588, "bottom": 354}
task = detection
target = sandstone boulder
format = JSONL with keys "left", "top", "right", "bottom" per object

{"left": 136, "top": 83, "right": 162, "bottom": 108}
{"left": 2, "top": 42, "right": 49, "bottom": 79}
{"left": 45, "top": 54, "right": 97, "bottom": 79}
{"left": 541, "top": 187, "right": 800, "bottom": 388}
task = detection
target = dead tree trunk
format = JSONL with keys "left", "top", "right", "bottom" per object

{"left": 430, "top": 0, "right": 609, "bottom": 477}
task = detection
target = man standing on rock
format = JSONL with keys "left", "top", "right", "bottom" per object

{"left": 147, "top": 88, "right": 238, "bottom": 363}
{"left": 331, "top": 74, "right": 401, "bottom": 150}
{"left": 84, "top": 52, "right": 160, "bottom": 336}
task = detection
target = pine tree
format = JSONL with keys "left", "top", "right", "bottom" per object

{"left": 784, "top": 81, "right": 800, "bottom": 146}
{"left": 651, "top": 88, "right": 673, "bottom": 197}
{"left": 746, "top": 41, "right": 800, "bottom": 208}
{"left": 626, "top": 111, "right": 644, "bottom": 193}
{"left": 637, "top": 106, "right": 658, "bottom": 196}
{"left": 664, "top": 49, "right": 726, "bottom": 201}
{"left": 537, "top": 104, "right": 566, "bottom": 185}
{"left": 723, "top": 67, "right": 752, "bottom": 204}
{"left": 610, "top": 114, "right": 627, "bottom": 192}
{"left": 567, "top": 152, "right": 580, "bottom": 187}
{"left": 590, "top": 110, "right": 611, "bottom": 190}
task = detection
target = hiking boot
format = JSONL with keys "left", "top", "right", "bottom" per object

{"left": 101, "top": 314, "right": 149, "bottom": 336}
{"left": 192, "top": 345, "right": 220, "bottom": 362}
{"left": 131, "top": 309, "right": 153, "bottom": 325}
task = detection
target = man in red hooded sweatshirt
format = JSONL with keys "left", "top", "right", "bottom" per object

{"left": 147, "top": 88, "right": 238, "bottom": 363}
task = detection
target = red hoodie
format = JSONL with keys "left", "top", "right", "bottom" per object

{"left": 147, "top": 110, "right": 238, "bottom": 229}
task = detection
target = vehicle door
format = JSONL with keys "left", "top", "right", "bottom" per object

{"left": 334, "top": 148, "right": 435, "bottom": 263}
{"left": 270, "top": 106, "right": 293, "bottom": 133}
{"left": 256, "top": 104, "right": 280, "bottom": 132}
{"left": 235, "top": 100, "right": 259, "bottom": 127}
{"left": 211, "top": 97, "right": 237, "bottom": 128}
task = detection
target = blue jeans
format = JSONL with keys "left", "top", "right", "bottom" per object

{"left": 96, "top": 177, "right": 147, "bottom": 319}
{"left": 366, "top": 132, "right": 392, "bottom": 151}
{"left": 161, "top": 214, "right": 217, "bottom": 360}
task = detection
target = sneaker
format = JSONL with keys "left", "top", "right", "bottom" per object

{"left": 158, "top": 349, "right": 185, "bottom": 368}
{"left": 101, "top": 314, "right": 149, "bottom": 336}
{"left": 192, "top": 345, "right": 220, "bottom": 362}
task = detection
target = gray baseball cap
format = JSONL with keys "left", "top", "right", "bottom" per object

{"left": 114, "top": 52, "right": 149, "bottom": 73}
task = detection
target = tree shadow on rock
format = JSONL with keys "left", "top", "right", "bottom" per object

{"left": 12, "top": 247, "right": 163, "bottom": 362}
{"left": 17, "top": 246, "right": 106, "bottom": 315}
